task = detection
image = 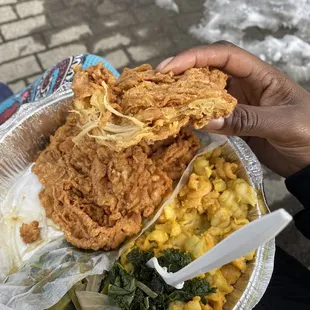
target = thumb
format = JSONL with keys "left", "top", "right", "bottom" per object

{"left": 203, "top": 104, "right": 285, "bottom": 139}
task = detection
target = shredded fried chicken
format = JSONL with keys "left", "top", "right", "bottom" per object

{"left": 20, "top": 221, "right": 40, "bottom": 243}
{"left": 33, "top": 63, "right": 236, "bottom": 250}
{"left": 72, "top": 63, "right": 237, "bottom": 151}
{"left": 33, "top": 115, "right": 199, "bottom": 250}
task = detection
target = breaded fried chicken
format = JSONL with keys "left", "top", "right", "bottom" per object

{"left": 33, "top": 115, "right": 199, "bottom": 250}
{"left": 72, "top": 63, "right": 237, "bottom": 151}
{"left": 33, "top": 63, "right": 236, "bottom": 250}
{"left": 20, "top": 221, "right": 40, "bottom": 243}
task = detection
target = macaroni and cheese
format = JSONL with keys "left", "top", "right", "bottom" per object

{"left": 122, "top": 147, "right": 258, "bottom": 310}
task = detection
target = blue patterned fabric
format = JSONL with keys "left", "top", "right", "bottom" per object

{"left": 0, "top": 83, "right": 13, "bottom": 103}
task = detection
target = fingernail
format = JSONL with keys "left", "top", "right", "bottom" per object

{"left": 156, "top": 57, "right": 174, "bottom": 71}
{"left": 204, "top": 118, "right": 225, "bottom": 130}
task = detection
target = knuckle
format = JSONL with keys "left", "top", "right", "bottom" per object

{"left": 177, "top": 46, "right": 206, "bottom": 63}
{"left": 228, "top": 106, "right": 259, "bottom": 135}
{"left": 184, "top": 45, "right": 206, "bottom": 55}
{"left": 275, "top": 76, "right": 294, "bottom": 102}
{"left": 262, "top": 71, "right": 296, "bottom": 104}
{"left": 215, "top": 40, "right": 236, "bottom": 49}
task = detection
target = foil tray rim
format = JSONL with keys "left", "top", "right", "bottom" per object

{"left": 0, "top": 83, "right": 275, "bottom": 310}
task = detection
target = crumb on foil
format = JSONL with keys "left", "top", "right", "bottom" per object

{"left": 19, "top": 221, "right": 40, "bottom": 243}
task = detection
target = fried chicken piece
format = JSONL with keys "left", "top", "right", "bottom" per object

{"left": 33, "top": 113, "right": 199, "bottom": 250}
{"left": 33, "top": 62, "right": 236, "bottom": 250}
{"left": 150, "top": 128, "right": 200, "bottom": 180}
{"left": 115, "top": 64, "right": 177, "bottom": 91}
{"left": 72, "top": 63, "right": 237, "bottom": 152}
{"left": 20, "top": 221, "right": 40, "bottom": 243}
{"left": 73, "top": 63, "right": 117, "bottom": 100}
{"left": 117, "top": 65, "right": 235, "bottom": 125}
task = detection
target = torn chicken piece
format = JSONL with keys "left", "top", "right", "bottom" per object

{"left": 32, "top": 62, "right": 234, "bottom": 251}
{"left": 19, "top": 221, "right": 40, "bottom": 243}
{"left": 33, "top": 115, "right": 199, "bottom": 250}
{"left": 72, "top": 63, "right": 237, "bottom": 151}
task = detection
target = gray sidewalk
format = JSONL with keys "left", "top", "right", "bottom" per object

{"left": 0, "top": 0, "right": 204, "bottom": 91}
{"left": 0, "top": 0, "right": 309, "bottom": 267}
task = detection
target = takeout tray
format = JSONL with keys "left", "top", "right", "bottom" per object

{"left": 0, "top": 83, "right": 275, "bottom": 310}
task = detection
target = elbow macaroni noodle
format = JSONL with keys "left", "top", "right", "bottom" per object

{"left": 122, "top": 147, "right": 258, "bottom": 310}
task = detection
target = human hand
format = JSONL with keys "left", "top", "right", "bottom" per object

{"left": 157, "top": 42, "right": 310, "bottom": 178}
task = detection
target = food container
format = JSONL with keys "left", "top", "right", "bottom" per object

{"left": 0, "top": 84, "right": 275, "bottom": 310}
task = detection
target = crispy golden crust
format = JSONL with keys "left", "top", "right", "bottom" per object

{"left": 33, "top": 63, "right": 236, "bottom": 250}
{"left": 117, "top": 65, "right": 236, "bottom": 147}
{"left": 71, "top": 64, "right": 237, "bottom": 151}
{"left": 33, "top": 114, "right": 199, "bottom": 250}
{"left": 116, "top": 65, "right": 234, "bottom": 117}
{"left": 20, "top": 221, "right": 40, "bottom": 243}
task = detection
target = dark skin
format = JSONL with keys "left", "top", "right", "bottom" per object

{"left": 157, "top": 41, "right": 310, "bottom": 178}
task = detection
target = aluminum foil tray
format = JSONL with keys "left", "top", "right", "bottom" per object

{"left": 0, "top": 84, "right": 275, "bottom": 310}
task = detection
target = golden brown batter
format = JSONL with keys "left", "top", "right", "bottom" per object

{"left": 32, "top": 63, "right": 235, "bottom": 250}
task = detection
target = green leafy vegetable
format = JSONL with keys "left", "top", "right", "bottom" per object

{"left": 101, "top": 248, "right": 216, "bottom": 310}
{"left": 126, "top": 248, "right": 153, "bottom": 268}
{"left": 108, "top": 284, "right": 135, "bottom": 308}
{"left": 127, "top": 288, "right": 149, "bottom": 310}
{"left": 105, "top": 262, "right": 137, "bottom": 309}
{"left": 68, "top": 282, "right": 85, "bottom": 310}
{"left": 76, "top": 291, "right": 120, "bottom": 310}
{"left": 126, "top": 248, "right": 155, "bottom": 283}
{"left": 136, "top": 281, "right": 158, "bottom": 298}
{"left": 158, "top": 248, "right": 192, "bottom": 273}
{"left": 168, "top": 278, "right": 216, "bottom": 303}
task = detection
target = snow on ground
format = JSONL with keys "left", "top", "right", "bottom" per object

{"left": 188, "top": 0, "right": 310, "bottom": 83}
